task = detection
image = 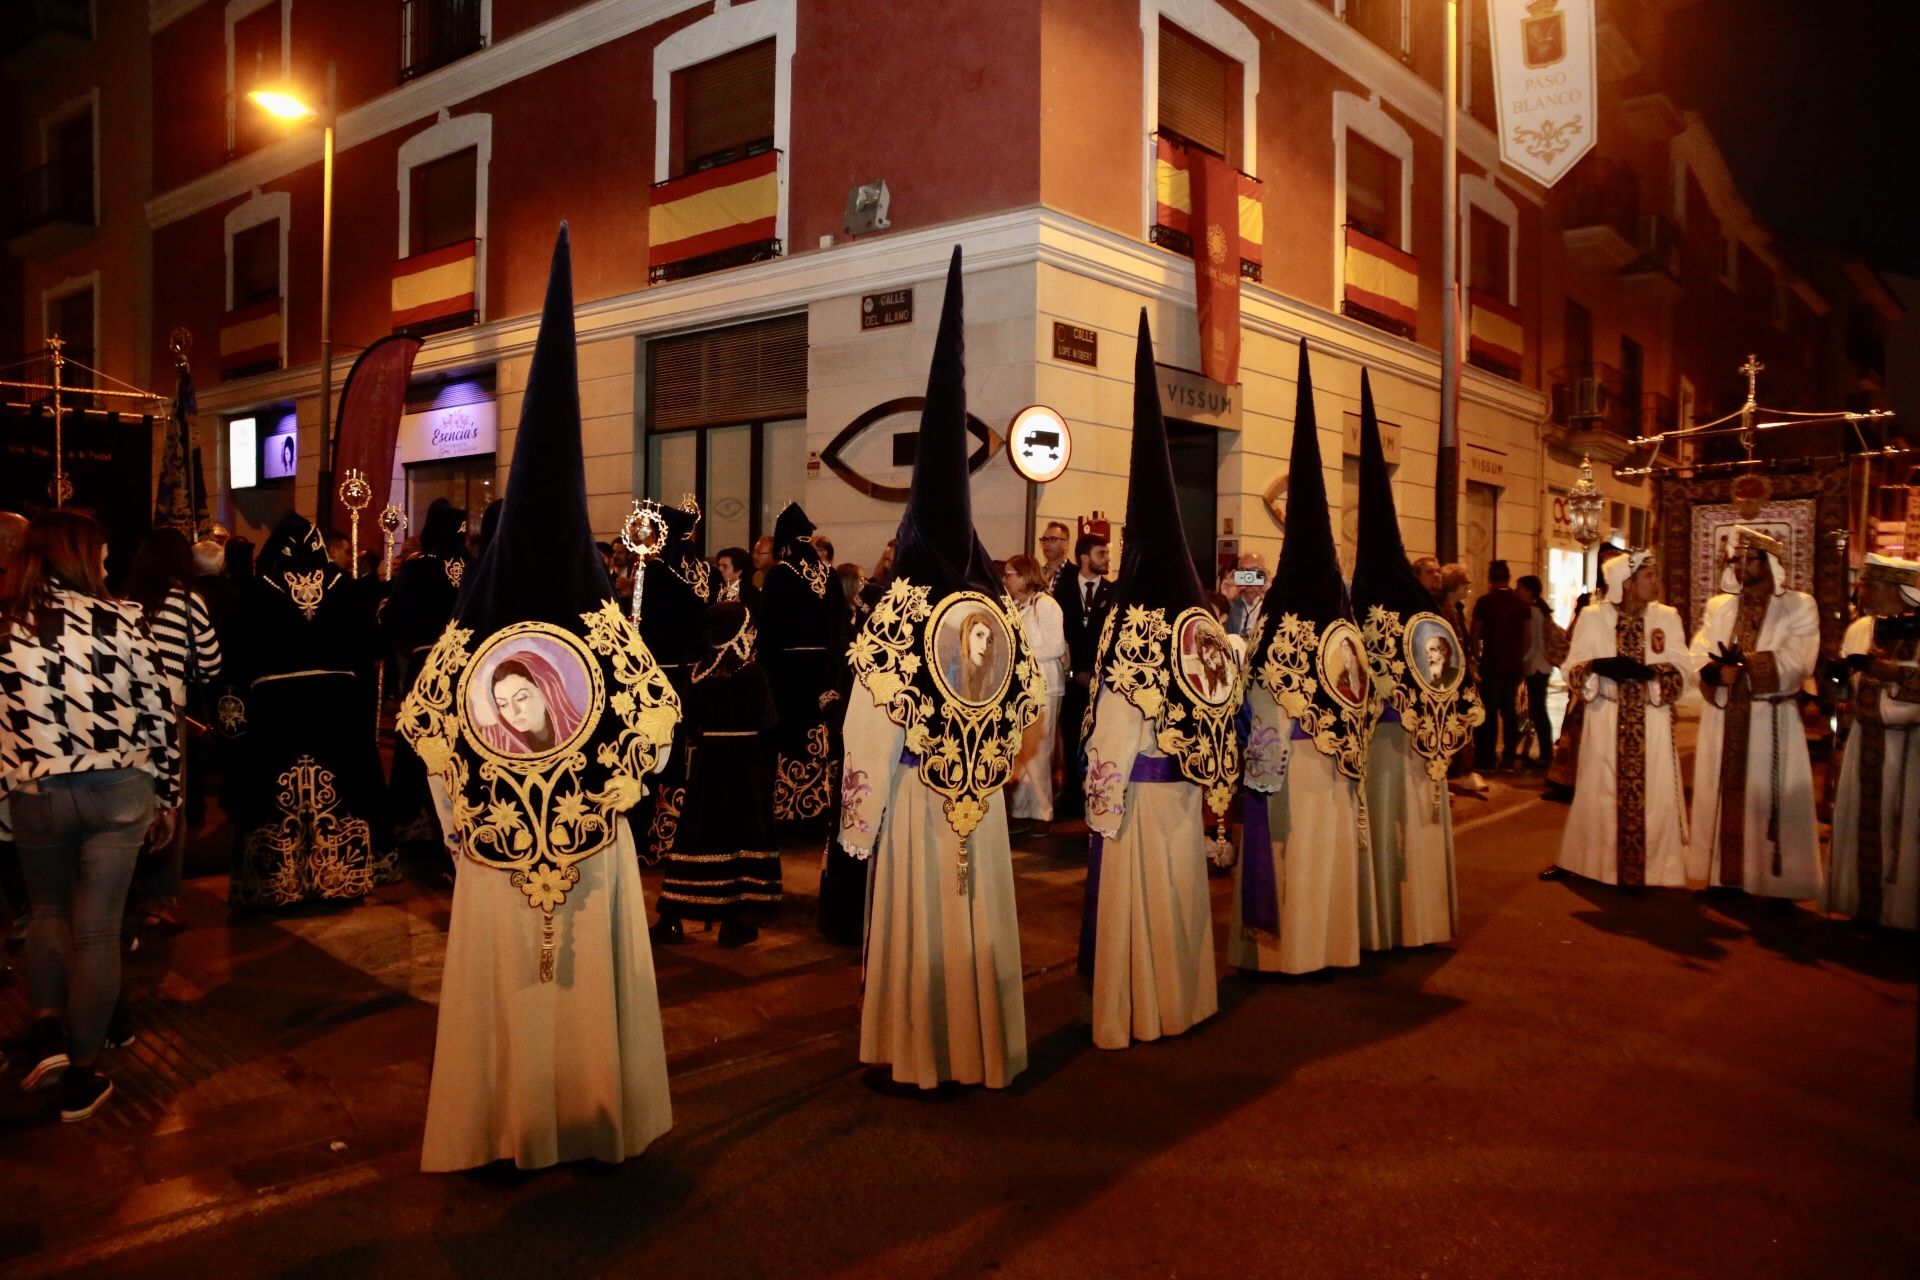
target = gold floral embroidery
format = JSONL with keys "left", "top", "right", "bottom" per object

{"left": 285, "top": 570, "right": 326, "bottom": 621}
{"left": 774, "top": 723, "right": 835, "bottom": 821}
{"left": 781, "top": 556, "right": 829, "bottom": 599}
{"left": 1096, "top": 604, "right": 1244, "bottom": 814}
{"left": 235, "top": 755, "right": 377, "bottom": 908}
{"left": 1361, "top": 606, "right": 1484, "bottom": 781}
{"left": 647, "top": 783, "right": 686, "bottom": 860}
{"left": 445, "top": 559, "right": 464, "bottom": 589}
{"left": 1258, "top": 612, "right": 1372, "bottom": 779}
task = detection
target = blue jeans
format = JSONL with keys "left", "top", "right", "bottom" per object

{"left": 10, "top": 768, "right": 155, "bottom": 1063}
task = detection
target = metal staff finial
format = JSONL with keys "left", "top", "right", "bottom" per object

{"left": 339, "top": 469, "right": 372, "bottom": 578}
{"left": 378, "top": 503, "right": 407, "bottom": 582}
{"left": 620, "top": 498, "right": 669, "bottom": 625}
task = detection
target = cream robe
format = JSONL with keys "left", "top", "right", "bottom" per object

{"left": 838, "top": 684, "right": 1026, "bottom": 1088}
{"left": 1824, "top": 616, "right": 1920, "bottom": 929}
{"left": 1011, "top": 593, "right": 1065, "bottom": 821}
{"left": 1687, "top": 588, "right": 1822, "bottom": 898}
{"left": 1229, "top": 682, "right": 1363, "bottom": 974}
{"left": 1555, "top": 601, "right": 1695, "bottom": 887}
{"left": 1363, "top": 721, "right": 1456, "bottom": 946}
{"left": 1081, "top": 687, "right": 1218, "bottom": 1049}
{"left": 420, "top": 806, "right": 672, "bottom": 1172}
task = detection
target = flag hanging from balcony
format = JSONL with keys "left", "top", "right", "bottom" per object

{"left": 392, "top": 238, "right": 478, "bottom": 331}
{"left": 1343, "top": 228, "right": 1419, "bottom": 335}
{"left": 1489, "top": 0, "right": 1596, "bottom": 186}
{"left": 1153, "top": 136, "right": 1265, "bottom": 276}
{"left": 330, "top": 333, "right": 423, "bottom": 523}
{"left": 1468, "top": 289, "right": 1525, "bottom": 373}
{"left": 647, "top": 150, "right": 779, "bottom": 280}
{"left": 1189, "top": 149, "right": 1242, "bottom": 385}
{"left": 219, "top": 299, "right": 282, "bottom": 376}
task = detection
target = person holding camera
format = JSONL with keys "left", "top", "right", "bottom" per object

{"left": 1226, "top": 553, "right": 1267, "bottom": 640}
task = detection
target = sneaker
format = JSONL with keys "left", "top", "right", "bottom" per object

{"left": 13, "top": 1018, "right": 69, "bottom": 1091}
{"left": 104, "top": 1006, "right": 137, "bottom": 1051}
{"left": 57, "top": 1067, "right": 113, "bottom": 1122}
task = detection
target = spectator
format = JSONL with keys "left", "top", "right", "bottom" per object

{"left": 1038, "top": 520, "right": 1072, "bottom": 589}
{"left": 1051, "top": 531, "right": 1111, "bottom": 820}
{"left": 1516, "top": 574, "right": 1555, "bottom": 770}
{"left": 323, "top": 529, "right": 353, "bottom": 574}
{"left": 1004, "top": 555, "right": 1065, "bottom": 835}
{"left": 1470, "top": 559, "right": 1532, "bottom": 772}
{"left": 859, "top": 538, "right": 896, "bottom": 611}
{"left": 1414, "top": 556, "right": 1444, "bottom": 604}
{"left": 1439, "top": 562, "right": 1487, "bottom": 795}
{"left": 811, "top": 533, "right": 835, "bottom": 563}
{"left": 751, "top": 535, "right": 774, "bottom": 589}
{"left": 122, "top": 529, "right": 223, "bottom": 930}
{"left": 834, "top": 561, "right": 864, "bottom": 624}
{"left": 714, "top": 545, "right": 759, "bottom": 611}
{"left": 0, "top": 510, "right": 178, "bottom": 1122}
{"left": 1226, "top": 552, "right": 1268, "bottom": 639}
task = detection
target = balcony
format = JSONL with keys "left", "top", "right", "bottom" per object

{"left": 1561, "top": 158, "right": 1638, "bottom": 271}
{"left": 1620, "top": 212, "right": 1683, "bottom": 303}
{"left": 647, "top": 150, "right": 782, "bottom": 284}
{"left": 392, "top": 238, "right": 479, "bottom": 336}
{"left": 1549, "top": 362, "right": 1636, "bottom": 463}
{"left": 5, "top": 159, "right": 95, "bottom": 259}
{"left": 400, "top": 0, "right": 485, "bottom": 82}
{"left": 2, "top": 0, "right": 90, "bottom": 68}
{"left": 1343, "top": 225, "right": 1418, "bottom": 340}
{"left": 1467, "top": 288, "right": 1523, "bottom": 380}
{"left": 1149, "top": 134, "right": 1264, "bottom": 284}
{"left": 1640, "top": 392, "right": 1677, "bottom": 439}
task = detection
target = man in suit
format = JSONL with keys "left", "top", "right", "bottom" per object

{"left": 1053, "top": 531, "right": 1111, "bottom": 820}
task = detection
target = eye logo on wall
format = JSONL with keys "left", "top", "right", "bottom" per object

{"left": 1264, "top": 473, "right": 1288, "bottom": 532}
{"left": 821, "top": 396, "right": 1004, "bottom": 502}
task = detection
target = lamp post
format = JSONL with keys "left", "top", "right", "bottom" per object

{"left": 1566, "top": 454, "right": 1605, "bottom": 585}
{"left": 248, "top": 67, "right": 336, "bottom": 526}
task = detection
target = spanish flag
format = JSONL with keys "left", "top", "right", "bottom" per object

{"left": 1154, "top": 135, "right": 1263, "bottom": 272}
{"left": 219, "top": 298, "right": 282, "bottom": 376}
{"left": 1468, "top": 288, "right": 1524, "bottom": 372}
{"left": 1343, "top": 227, "right": 1418, "bottom": 333}
{"left": 648, "top": 150, "right": 780, "bottom": 274}
{"left": 391, "top": 238, "right": 477, "bottom": 331}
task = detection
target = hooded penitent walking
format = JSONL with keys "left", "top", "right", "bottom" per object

{"left": 760, "top": 502, "right": 849, "bottom": 842}
{"left": 399, "top": 226, "right": 680, "bottom": 1171}
{"left": 837, "top": 248, "right": 1044, "bottom": 1088}
{"left": 1349, "top": 369, "right": 1481, "bottom": 945}
{"left": 1554, "top": 549, "right": 1695, "bottom": 887}
{"left": 1231, "top": 341, "right": 1372, "bottom": 975}
{"left": 1824, "top": 554, "right": 1920, "bottom": 930}
{"left": 1077, "top": 312, "right": 1242, "bottom": 1048}
{"left": 632, "top": 496, "right": 710, "bottom": 864}
{"left": 1687, "top": 526, "right": 1821, "bottom": 900}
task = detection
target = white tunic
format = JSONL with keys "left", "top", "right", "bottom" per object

{"left": 839, "top": 684, "right": 1026, "bottom": 1088}
{"left": 1555, "top": 601, "right": 1695, "bottom": 887}
{"left": 1229, "top": 682, "right": 1363, "bottom": 974}
{"left": 1363, "top": 721, "right": 1455, "bottom": 946}
{"left": 1081, "top": 686, "right": 1218, "bottom": 1049}
{"left": 1824, "top": 616, "right": 1920, "bottom": 929}
{"left": 1687, "top": 587, "right": 1822, "bottom": 898}
{"left": 420, "top": 811, "right": 672, "bottom": 1172}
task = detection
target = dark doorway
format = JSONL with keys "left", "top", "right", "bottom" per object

{"left": 1165, "top": 420, "right": 1218, "bottom": 586}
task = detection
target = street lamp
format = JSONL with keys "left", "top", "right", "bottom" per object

{"left": 247, "top": 67, "right": 336, "bottom": 525}
{"left": 1566, "top": 454, "right": 1605, "bottom": 584}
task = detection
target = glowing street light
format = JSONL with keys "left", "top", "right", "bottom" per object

{"left": 245, "top": 87, "right": 319, "bottom": 123}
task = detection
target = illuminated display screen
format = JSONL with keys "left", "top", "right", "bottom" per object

{"left": 261, "top": 410, "right": 298, "bottom": 480}
{"left": 229, "top": 416, "right": 258, "bottom": 490}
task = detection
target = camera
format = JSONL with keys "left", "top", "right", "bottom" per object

{"left": 1232, "top": 569, "right": 1265, "bottom": 587}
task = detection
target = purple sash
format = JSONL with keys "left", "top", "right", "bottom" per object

{"left": 1077, "top": 753, "right": 1186, "bottom": 977}
{"left": 1240, "top": 786, "right": 1279, "bottom": 934}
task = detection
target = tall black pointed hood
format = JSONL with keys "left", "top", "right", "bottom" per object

{"left": 889, "top": 247, "right": 997, "bottom": 603}
{"left": 454, "top": 225, "right": 609, "bottom": 633}
{"left": 1348, "top": 369, "right": 1431, "bottom": 625}
{"left": 771, "top": 502, "right": 817, "bottom": 564}
{"left": 419, "top": 497, "right": 468, "bottom": 560}
{"left": 1110, "top": 311, "right": 1207, "bottom": 618}
{"left": 1263, "top": 339, "right": 1350, "bottom": 634}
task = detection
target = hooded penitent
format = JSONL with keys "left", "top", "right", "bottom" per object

{"left": 636, "top": 496, "right": 711, "bottom": 669}
{"left": 1088, "top": 311, "right": 1243, "bottom": 818}
{"left": 758, "top": 499, "right": 844, "bottom": 826}
{"left": 399, "top": 225, "right": 680, "bottom": 980}
{"left": 847, "top": 247, "right": 1042, "bottom": 872}
{"left": 419, "top": 498, "right": 468, "bottom": 560}
{"left": 1251, "top": 339, "right": 1371, "bottom": 778}
{"left": 256, "top": 510, "right": 344, "bottom": 626}
{"left": 1349, "top": 368, "right": 1481, "bottom": 778}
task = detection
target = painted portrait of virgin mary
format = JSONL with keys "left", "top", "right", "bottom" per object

{"left": 476, "top": 645, "right": 589, "bottom": 756}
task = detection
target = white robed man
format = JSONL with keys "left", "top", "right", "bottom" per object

{"left": 1350, "top": 369, "right": 1482, "bottom": 943}
{"left": 1550, "top": 549, "right": 1695, "bottom": 887}
{"left": 1824, "top": 554, "right": 1920, "bottom": 929}
{"left": 837, "top": 248, "right": 1045, "bottom": 1088}
{"left": 1230, "top": 340, "right": 1373, "bottom": 974}
{"left": 1077, "top": 312, "right": 1243, "bottom": 1048}
{"left": 399, "top": 226, "right": 680, "bottom": 1171}
{"left": 1687, "top": 525, "right": 1822, "bottom": 900}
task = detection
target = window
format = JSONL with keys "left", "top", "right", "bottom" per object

{"left": 400, "top": 0, "right": 487, "bottom": 82}
{"left": 232, "top": 221, "right": 281, "bottom": 307}
{"left": 1620, "top": 335, "right": 1643, "bottom": 434}
{"left": 1158, "top": 19, "right": 1232, "bottom": 160}
{"left": 1346, "top": 133, "right": 1401, "bottom": 245}
{"left": 1469, "top": 206, "right": 1510, "bottom": 300}
{"left": 1346, "top": 0, "right": 1409, "bottom": 60}
{"left": 674, "top": 39, "right": 776, "bottom": 176}
{"left": 49, "top": 107, "right": 95, "bottom": 225}
{"left": 410, "top": 147, "right": 477, "bottom": 254}
{"left": 229, "top": 2, "right": 286, "bottom": 156}
{"left": 1463, "top": 0, "right": 1494, "bottom": 126}
{"left": 47, "top": 283, "right": 96, "bottom": 402}
{"left": 1563, "top": 299, "right": 1593, "bottom": 370}
{"left": 646, "top": 314, "right": 808, "bottom": 549}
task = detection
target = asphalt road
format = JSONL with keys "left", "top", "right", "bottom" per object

{"left": 13, "top": 778, "right": 1919, "bottom": 1280}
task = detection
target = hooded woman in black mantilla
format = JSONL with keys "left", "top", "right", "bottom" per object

{"left": 759, "top": 501, "right": 847, "bottom": 840}
{"left": 631, "top": 495, "right": 710, "bottom": 863}
{"left": 1231, "top": 339, "right": 1371, "bottom": 976}
{"left": 383, "top": 497, "right": 468, "bottom": 844}
{"left": 224, "top": 510, "right": 392, "bottom": 909}
{"left": 1077, "top": 312, "right": 1243, "bottom": 1050}
{"left": 1349, "top": 368, "right": 1480, "bottom": 950}
{"left": 837, "top": 247, "right": 1044, "bottom": 1089}
{"left": 397, "top": 224, "right": 680, "bottom": 1172}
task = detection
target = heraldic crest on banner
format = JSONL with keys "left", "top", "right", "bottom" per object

{"left": 1257, "top": 612, "right": 1373, "bottom": 780}
{"left": 850, "top": 578, "right": 1043, "bottom": 842}
{"left": 1361, "top": 606, "right": 1484, "bottom": 780}
{"left": 399, "top": 599, "right": 681, "bottom": 979}
{"left": 1091, "top": 603, "right": 1244, "bottom": 814}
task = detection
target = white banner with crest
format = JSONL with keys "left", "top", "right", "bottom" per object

{"left": 1489, "top": 0, "right": 1598, "bottom": 187}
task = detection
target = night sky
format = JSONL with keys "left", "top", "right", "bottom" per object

{"left": 1663, "top": 0, "right": 1920, "bottom": 277}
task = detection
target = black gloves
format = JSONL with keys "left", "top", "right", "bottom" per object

{"left": 1591, "top": 655, "right": 1654, "bottom": 682}
{"left": 1845, "top": 652, "right": 1875, "bottom": 675}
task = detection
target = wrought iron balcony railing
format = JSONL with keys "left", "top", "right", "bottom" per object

{"left": 400, "top": 0, "right": 485, "bottom": 81}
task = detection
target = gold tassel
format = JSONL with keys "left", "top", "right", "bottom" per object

{"left": 956, "top": 835, "right": 970, "bottom": 897}
{"left": 539, "top": 910, "right": 557, "bottom": 983}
